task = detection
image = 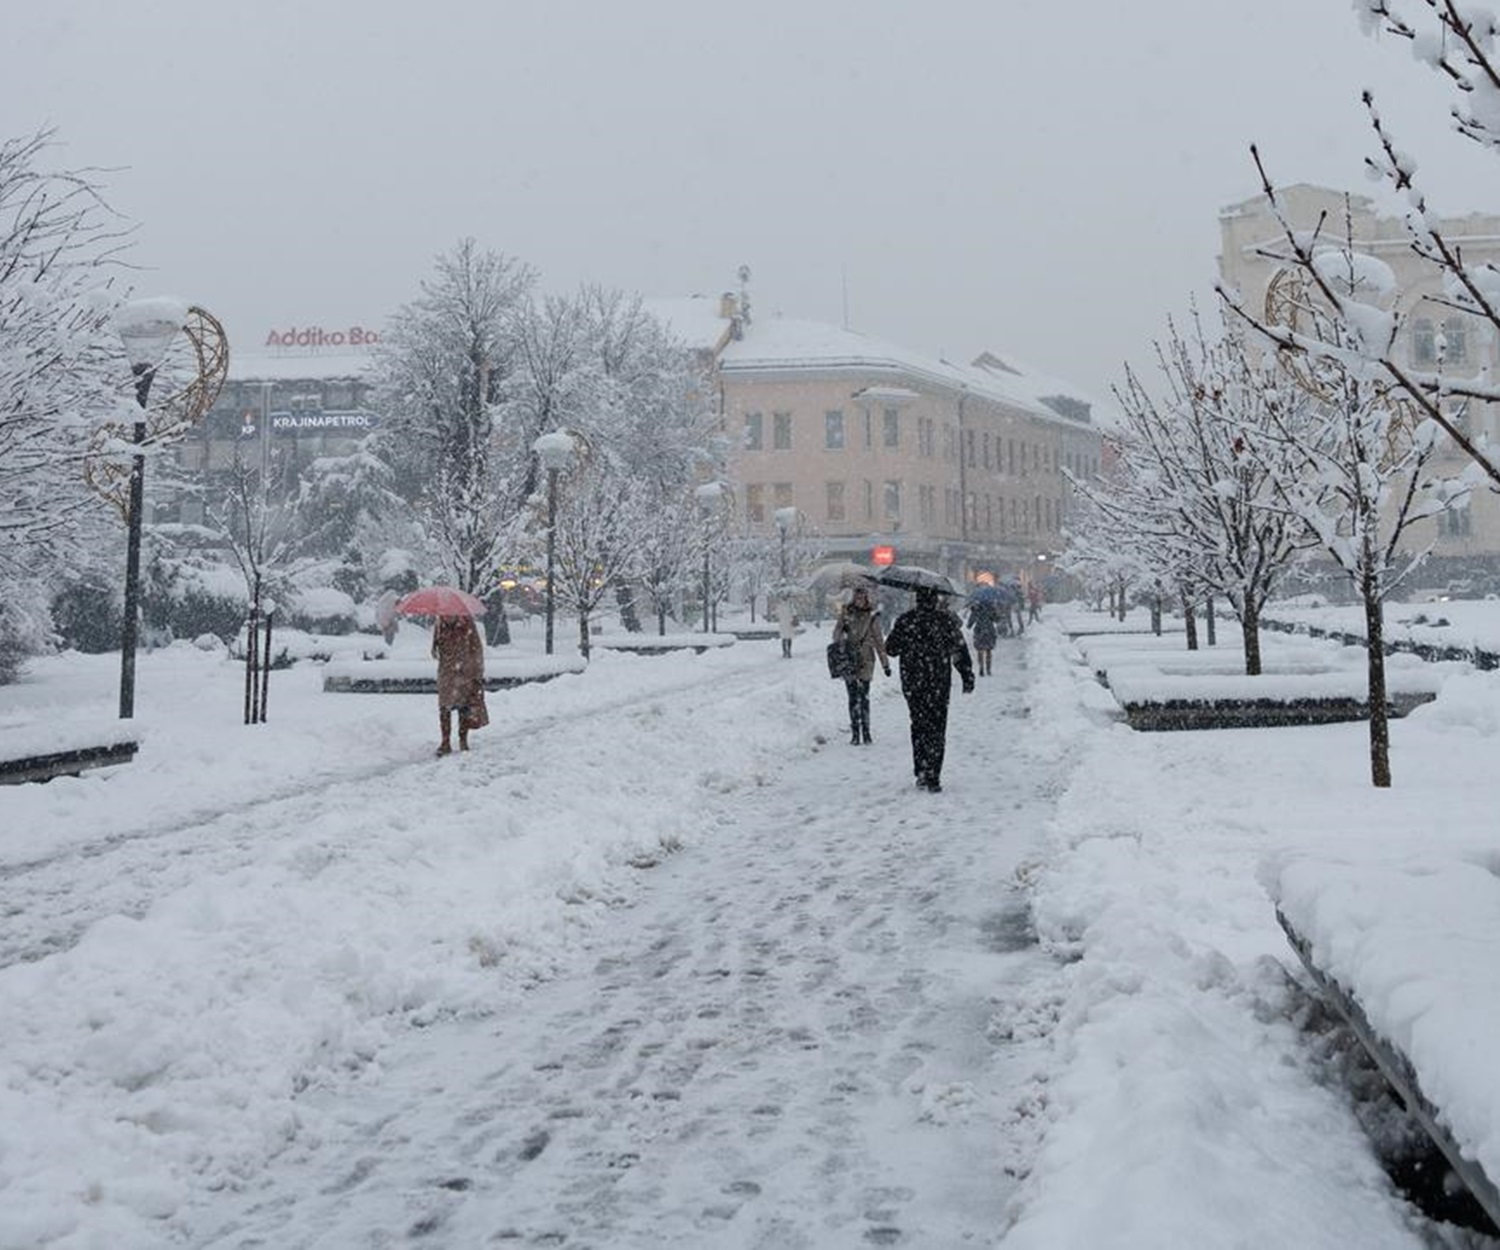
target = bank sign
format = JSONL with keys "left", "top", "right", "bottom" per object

{"left": 264, "top": 325, "right": 380, "bottom": 349}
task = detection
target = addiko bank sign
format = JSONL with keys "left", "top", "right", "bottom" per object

{"left": 264, "top": 325, "right": 380, "bottom": 349}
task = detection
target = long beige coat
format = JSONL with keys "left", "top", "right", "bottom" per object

{"left": 432, "top": 617, "right": 485, "bottom": 710}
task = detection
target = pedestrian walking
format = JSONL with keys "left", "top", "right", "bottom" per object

{"left": 776, "top": 597, "right": 796, "bottom": 658}
{"left": 1027, "top": 581, "right": 1044, "bottom": 623}
{"left": 966, "top": 596, "right": 999, "bottom": 677}
{"left": 432, "top": 614, "right": 486, "bottom": 756}
{"left": 883, "top": 586, "right": 975, "bottom": 792}
{"left": 995, "top": 579, "right": 1020, "bottom": 637}
{"left": 832, "top": 585, "right": 891, "bottom": 744}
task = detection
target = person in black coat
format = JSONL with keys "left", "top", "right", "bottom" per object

{"left": 883, "top": 586, "right": 975, "bottom": 792}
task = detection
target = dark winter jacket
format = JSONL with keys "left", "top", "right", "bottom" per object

{"left": 967, "top": 601, "right": 999, "bottom": 650}
{"left": 884, "top": 601, "right": 974, "bottom": 703}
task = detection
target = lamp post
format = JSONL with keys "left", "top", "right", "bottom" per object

{"left": 695, "top": 482, "right": 727, "bottom": 633}
{"left": 533, "top": 431, "right": 575, "bottom": 655}
{"left": 773, "top": 506, "right": 798, "bottom": 584}
{"left": 114, "top": 301, "right": 186, "bottom": 719}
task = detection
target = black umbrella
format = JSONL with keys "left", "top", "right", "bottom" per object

{"left": 874, "top": 564, "right": 964, "bottom": 596}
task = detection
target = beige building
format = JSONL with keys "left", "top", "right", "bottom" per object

{"left": 1218, "top": 185, "right": 1500, "bottom": 586}
{"left": 652, "top": 293, "right": 1107, "bottom": 587}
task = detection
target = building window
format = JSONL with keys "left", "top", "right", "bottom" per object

{"left": 863, "top": 409, "right": 874, "bottom": 449}
{"left": 1008, "top": 439, "right": 1016, "bottom": 475}
{"left": 982, "top": 432, "right": 992, "bottom": 470}
{"left": 863, "top": 479, "right": 874, "bottom": 520}
{"left": 883, "top": 479, "right": 901, "bottom": 524}
{"left": 883, "top": 407, "right": 900, "bottom": 448}
{"left": 745, "top": 483, "right": 765, "bottom": 524}
{"left": 1439, "top": 501, "right": 1473, "bottom": 536}
{"left": 744, "top": 411, "right": 763, "bottom": 450}
{"left": 965, "top": 429, "right": 976, "bottom": 468}
{"left": 1413, "top": 319, "right": 1436, "bottom": 365}
{"left": 825, "top": 409, "right": 845, "bottom": 450}
{"left": 918, "top": 416, "right": 935, "bottom": 458}
{"left": 826, "top": 480, "right": 846, "bottom": 522}
{"left": 773, "top": 411, "right": 792, "bottom": 450}
{"left": 773, "top": 481, "right": 794, "bottom": 510}
{"left": 919, "top": 483, "right": 936, "bottom": 524}
{"left": 1442, "top": 317, "right": 1470, "bottom": 365}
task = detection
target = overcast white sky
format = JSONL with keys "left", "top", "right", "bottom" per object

{"left": 7, "top": 0, "right": 1500, "bottom": 402}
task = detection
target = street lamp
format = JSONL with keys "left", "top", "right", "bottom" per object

{"left": 114, "top": 299, "right": 186, "bottom": 719}
{"left": 695, "top": 482, "right": 727, "bottom": 633}
{"left": 533, "top": 430, "right": 575, "bottom": 655}
{"left": 773, "top": 506, "right": 798, "bottom": 584}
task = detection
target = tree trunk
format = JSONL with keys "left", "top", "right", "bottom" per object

{"left": 616, "top": 584, "right": 641, "bottom": 633}
{"left": 1150, "top": 594, "right": 1162, "bottom": 636}
{"left": 1241, "top": 602, "right": 1262, "bottom": 677}
{"left": 1182, "top": 593, "right": 1198, "bottom": 651}
{"left": 1363, "top": 573, "right": 1391, "bottom": 788}
{"left": 578, "top": 610, "right": 591, "bottom": 660}
{"left": 1205, "top": 596, "right": 1217, "bottom": 647}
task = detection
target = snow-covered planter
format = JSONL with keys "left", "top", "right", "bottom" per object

{"left": 285, "top": 586, "right": 358, "bottom": 636}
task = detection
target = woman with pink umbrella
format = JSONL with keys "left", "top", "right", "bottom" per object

{"left": 397, "top": 587, "right": 489, "bottom": 755}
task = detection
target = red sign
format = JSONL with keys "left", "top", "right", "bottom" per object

{"left": 871, "top": 545, "right": 896, "bottom": 566}
{"left": 265, "top": 325, "right": 380, "bottom": 349}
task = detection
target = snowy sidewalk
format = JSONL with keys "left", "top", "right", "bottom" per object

{"left": 187, "top": 645, "right": 1064, "bottom": 1247}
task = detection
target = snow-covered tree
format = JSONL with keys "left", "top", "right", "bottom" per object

{"left": 545, "top": 455, "right": 647, "bottom": 658}
{"left": 371, "top": 240, "right": 535, "bottom": 601}
{"left": 511, "top": 286, "right": 717, "bottom": 635}
{"left": 634, "top": 496, "right": 699, "bottom": 635}
{"left": 0, "top": 129, "right": 131, "bottom": 673}
{"left": 1109, "top": 312, "right": 1315, "bottom": 673}
{"left": 1225, "top": 183, "right": 1470, "bottom": 786}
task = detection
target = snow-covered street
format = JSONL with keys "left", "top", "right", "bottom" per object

{"left": 188, "top": 646, "right": 1059, "bottom": 1248}
{"left": 6, "top": 618, "right": 1500, "bottom": 1248}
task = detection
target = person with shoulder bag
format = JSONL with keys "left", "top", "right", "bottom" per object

{"left": 432, "top": 614, "right": 486, "bottom": 756}
{"left": 831, "top": 585, "right": 890, "bottom": 745}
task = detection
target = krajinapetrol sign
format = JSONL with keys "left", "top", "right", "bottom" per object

{"left": 269, "top": 409, "right": 378, "bottom": 433}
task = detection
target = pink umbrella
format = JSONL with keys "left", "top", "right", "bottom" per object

{"left": 395, "top": 586, "right": 487, "bottom": 618}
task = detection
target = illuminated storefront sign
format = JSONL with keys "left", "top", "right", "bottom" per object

{"left": 871, "top": 545, "right": 896, "bottom": 566}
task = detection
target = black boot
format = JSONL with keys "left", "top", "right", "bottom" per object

{"left": 850, "top": 728, "right": 861, "bottom": 745}
{"left": 861, "top": 725, "right": 872, "bottom": 744}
